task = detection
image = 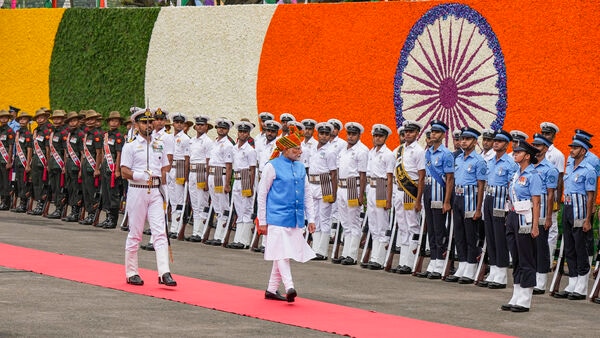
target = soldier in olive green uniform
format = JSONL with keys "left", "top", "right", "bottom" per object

{"left": 79, "top": 110, "right": 104, "bottom": 225}
{"left": 46, "top": 110, "right": 69, "bottom": 218}
{"left": 10, "top": 111, "right": 33, "bottom": 213}
{"left": 62, "top": 112, "right": 86, "bottom": 222}
{"left": 97, "top": 111, "right": 125, "bottom": 229}
{"left": 0, "top": 110, "right": 16, "bottom": 210}
{"left": 28, "top": 109, "right": 53, "bottom": 215}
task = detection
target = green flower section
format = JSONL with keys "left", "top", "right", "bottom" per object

{"left": 50, "top": 8, "right": 159, "bottom": 117}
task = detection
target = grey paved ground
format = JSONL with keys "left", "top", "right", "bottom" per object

{"left": 0, "top": 211, "right": 598, "bottom": 337}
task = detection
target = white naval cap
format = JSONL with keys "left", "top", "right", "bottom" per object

{"left": 280, "top": 113, "right": 296, "bottom": 123}
{"left": 131, "top": 108, "right": 154, "bottom": 122}
{"left": 301, "top": 118, "right": 317, "bottom": 128}
{"left": 452, "top": 129, "right": 462, "bottom": 139}
{"left": 327, "top": 118, "right": 343, "bottom": 130}
{"left": 316, "top": 122, "right": 334, "bottom": 133}
{"left": 345, "top": 122, "right": 364, "bottom": 134}
{"left": 397, "top": 126, "right": 405, "bottom": 135}
{"left": 171, "top": 112, "right": 187, "bottom": 123}
{"left": 540, "top": 122, "right": 559, "bottom": 134}
{"left": 193, "top": 114, "right": 210, "bottom": 124}
{"left": 402, "top": 119, "right": 423, "bottom": 131}
{"left": 289, "top": 121, "right": 305, "bottom": 131}
{"left": 371, "top": 124, "right": 392, "bottom": 136}
{"left": 263, "top": 120, "right": 282, "bottom": 131}
{"left": 153, "top": 107, "right": 169, "bottom": 119}
{"left": 215, "top": 117, "right": 233, "bottom": 129}
{"left": 235, "top": 120, "right": 255, "bottom": 132}
{"left": 259, "top": 111, "right": 274, "bottom": 121}
{"left": 510, "top": 130, "right": 529, "bottom": 141}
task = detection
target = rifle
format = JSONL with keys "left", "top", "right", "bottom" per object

{"left": 589, "top": 247, "right": 600, "bottom": 301}
{"left": 330, "top": 219, "right": 343, "bottom": 261}
{"left": 175, "top": 181, "right": 189, "bottom": 241}
{"left": 119, "top": 209, "right": 129, "bottom": 231}
{"left": 474, "top": 241, "right": 488, "bottom": 285}
{"left": 41, "top": 184, "right": 51, "bottom": 217}
{"left": 412, "top": 212, "right": 427, "bottom": 275}
{"left": 358, "top": 213, "right": 371, "bottom": 267}
{"left": 9, "top": 171, "right": 17, "bottom": 209}
{"left": 222, "top": 205, "right": 237, "bottom": 247}
{"left": 384, "top": 207, "right": 398, "bottom": 272}
{"left": 442, "top": 214, "right": 455, "bottom": 280}
{"left": 60, "top": 185, "right": 69, "bottom": 219}
{"left": 201, "top": 204, "right": 215, "bottom": 243}
{"left": 91, "top": 189, "right": 103, "bottom": 227}
{"left": 549, "top": 238, "right": 565, "bottom": 296}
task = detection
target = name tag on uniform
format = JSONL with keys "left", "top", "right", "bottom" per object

{"left": 36, "top": 136, "right": 44, "bottom": 142}
{"left": 108, "top": 138, "right": 115, "bottom": 145}
{"left": 70, "top": 137, "right": 77, "bottom": 144}
{"left": 86, "top": 140, "right": 92, "bottom": 146}
{"left": 52, "top": 136, "right": 59, "bottom": 142}
{"left": 0, "top": 135, "right": 6, "bottom": 141}
{"left": 19, "top": 137, "right": 25, "bottom": 143}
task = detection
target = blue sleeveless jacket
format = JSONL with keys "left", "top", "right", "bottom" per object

{"left": 266, "top": 156, "right": 306, "bottom": 228}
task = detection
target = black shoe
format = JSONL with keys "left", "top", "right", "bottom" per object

{"left": 286, "top": 288, "right": 297, "bottom": 303}
{"left": 500, "top": 304, "right": 513, "bottom": 311}
{"left": 46, "top": 209, "right": 62, "bottom": 219}
{"left": 0, "top": 203, "right": 9, "bottom": 211}
{"left": 568, "top": 292, "right": 586, "bottom": 300}
{"left": 187, "top": 235, "right": 202, "bottom": 242}
{"left": 13, "top": 203, "right": 27, "bottom": 213}
{"left": 427, "top": 272, "right": 442, "bottom": 280}
{"left": 445, "top": 275, "right": 460, "bottom": 283}
{"left": 79, "top": 214, "right": 94, "bottom": 225}
{"left": 341, "top": 257, "right": 357, "bottom": 265}
{"left": 311, "top": 253, "right": 327, "bottom": 261}
{"left": 211, "top": 239, "right": 222, "bottom": 246}
{"left": 120, "top": 225, "right": 129, "bottom": 231}
{"left": 368, "top": 262, "right": 383, "bottom": 270}
{"left": 593, "top": 297, "right": 600, "bottom": 304}
{"left": 226, "top": 242, "right": 246, "bottom": 249}
{"left": 103, "top": 221, "right": 117, "bottom": 229}
{"left": 140, "top": 242, "right": 155, "bottom": 251}
{"left": 511, "top": 305, "right": 529, "bottom": 312}
{"left": 415, "top": 271, "right": 431, "bottom": 278}
{"left": 158, "top": 272, "right": 177, "bottom": 287}
{"left": 205, "top": 239, "right": 215, "bottom": 245}
{"left": 488, "top": 282, "right": 507, "bottom": 289}
{"left": 552, "top": 291, "right": 571, "bottom": 299}
{"left": 265, "top": 290, "right": 286, "bottom": 301}
{"left": 126, "top": 274, "right": 144, "bottom": 286}
{"left": 63, "top": 210, "right": 80, "bottom": 222}
{"left": 396, "top": 265, "right": 412, "bottom": 275}
{"left": 96, "top": 216, "right": 112, "bottom": 228}
{"left": 360, "top": 262, "right": 370, "bottom": 269}
{"left": 331, "top": 256, "right": 345, "bottom": 264}
{"left": 169, "top": 232, "right": 178, "bottom": 239}
{"left": 477, "top": 280, "right": 489, "bottom": 287}
{"left": 143, "top": 228, "right": 152, "bottom": 235}
{"left": 252, "top": 245, "right": 265, "bottom": 253}
{"left": 458, "top": 277, "right": 474, "bottom": 284}
{"left": 533, "top": 288, "right": 545, "bottom": 295}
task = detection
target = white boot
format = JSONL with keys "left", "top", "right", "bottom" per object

{"left": 370, "top": 241, "right": 383, "bottom": 264}
{"left": 213, "top": 218, "right": 227, "bottom": 241}
{"left": 192, "top": 217, "right": 204, "bottom": 237}
{"left": 125, "top": 250, "right": 139, "bottom": 278}
{"left": 573, "top": 273, "right": 590, "bottom": 296}
{"left": 564, "top": 276, "right": 577, "bottom": 293}
{"left": 494, "top": 267, "right": 508, "bottom": 285}
{"left": 535, "top": 272, "right": 547, "bottom": 291}
{"left": 425, "top": 259, "right": 436, "bottom": 273}
{"left": 373, "top": 241, "right": 387, "bottom": 265}
{"left": 155, "top": 245, "right": 171, "bottom": 276}
{"left": 454, "top": 261, "right": 466, "bottom": 277}
{"left": 516, "top": 286, "right": 533, "bottom": 309}
{"left": 508, "top": 284, "right": 520, "bottom": 305}
{"left": 486, "top": 265, "right": 496, "bottom": 282}
{"left": 463, "top": 263, "right": 477, "bottom": 280}
{"left": 398, "top": 245, "right": 409, "bottom": 267}
{"left": 318, "top": 230, "right": 331, "bottom": 258}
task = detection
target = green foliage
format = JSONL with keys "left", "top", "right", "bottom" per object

{"left": 49, "top": 8, "right": 160, "bottom": 120}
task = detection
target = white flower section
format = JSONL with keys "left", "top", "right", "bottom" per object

{"left": 145, "top": 6, "right": 276, "bottom": 128}
{"left": 401, "top": 16, "right": 499, "bottom": 131}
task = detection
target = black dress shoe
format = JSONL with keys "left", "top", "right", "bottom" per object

{"left": 311, "top": 254, "right": 327, "bottom": 261}
{"left": 359, "top": 262, "right": 370, "bottom": 269}
{"left": 211, "top": 239, "right": 222, "bottom": 246}
{"left": 511, "top": 305, "right": 529, "bottom": 312}
{"left": 368, "top": 262, "right": 383, "bottom": 270}
{"left": 331, "top": 256, "right": 345, "bottom": 264}
{"left": 532, "top": 288, "right": 545, "bottom": 295}
{"left": 286, "top": 288, "right": 297, "bottom": 303}
{"left": 427, "top": 272, "right": 442, "bottom": 280}
{"left": 396, "top": 265, "right": 412, "bottom": 275}
{"left": 265, "top": 290, "right": 286, "bottom": 301}
{"left": 143, "top": 228, "right": 151, "bottom": 235}
{"left": 188, "top": 235, "right": 202, "bottom": 242}
{"left": 458, "top": 277, "right": 474, "bottom": 284}
{"left": 158, "top": 272, "right": 177, "bottom": 286}
{"left": 140, "top": 242, "right": 155, "bottom": 251}
{"left": 120, "top": 225, "right": 129, "bottom": 231}
{"left": 552, "top": 291, "right": 571, "bottom": 299}
{"left": 169, "top": 232, "right": 178, "bottom": 239}
{"left": 593, "top": 297, "right": 600, "bottom": 304}
{"left": 204, "top": 239, "right": 215, "bottom": 245}
{"left": 46, "top": 210, "right": 62, "bottom": 219}
{"left": 477, "top": 280, "right": 489, "bottom": 287}
{"left": 226, "top": 242, "right": 246, "bottom": 249}
{"left": 341, "top": 257, "right": 357, "bottom": 265}
{"left": 445, "top": 275, "right": 460, "bottom": 283}
{"left": 568, "top": 292, "right": 586, "bottom": 300}
{"left": 488, "top": 282, "right": 507, "bottom": 289}
{"left": 126, "top": 274, "right": 144, "bottom": 286}
{"left": 252, "top": 245, "right": 265, "bottom": 253}
{"left": 500, "top": 304, "right": 513, "bottom": 311}
{"left": 415, "top": 271, "right": 431, "bottom": 278}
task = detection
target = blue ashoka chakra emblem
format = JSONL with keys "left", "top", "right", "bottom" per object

{"left": 394, "top": 4, "right": 507, "bottom": 143}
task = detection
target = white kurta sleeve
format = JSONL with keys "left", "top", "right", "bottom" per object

{"left": 257, "top": 163, "right": 275, "bottom": 225}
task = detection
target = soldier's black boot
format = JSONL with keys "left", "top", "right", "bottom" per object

{"left": 28, "top": 200, "right": 43, "bottom": 215}
{"left": 12, "top": 198, "right": 28, "bottom": 213}
{"left": 103, "top": 209, "right": 119, "bottom": 229}
{"left": 97, "top": 211, "right": 112, "bottom": 228}
{"left": 0, "top": 196, "right": 9, "bottom": 210}
{"left": 63, "top": 206, "right": 81, "bottom": 222}
{"left": 47, "top": 205, "right": 63, "bottom": 219}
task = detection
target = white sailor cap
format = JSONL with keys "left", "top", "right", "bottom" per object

{"left": 540, "top": 122, "right": 559, "bottom": 134}
{"left": 327, "top": 118, "right": 343, "bottom": 130}
{"left": 397, "top": 126, "right": 405, "bottom": 135}
{"left": 280, "top": 113, "right": 296, "bottom": 123}
{"left": 345, "top": 122, "right": 364, "bottom": 134}
{"left": 371, "top": 124, "right": 391, "bottom": 136}
{"left": 301, "top": 118, "right": 317, "bottom": 128}
{"left": 316, "top": 122, "right": 334, "bottom": 134}
{"left": 130, "top": 106, "right": 144, "bottom": 114}
{"left": 510, "top": 130, "right": 529, "bottom": 141}
{"left": 402, "top": 120, "right": 423, "bottom": 131}
{"left": 193, "top": 114, "right": 210, "bottom": 125}
{"left": 424, "top": 128, "right": 432, "bottom": 137}
{"left": 131, "top": 108, "right": 154, "bottom": 122}
{"left": 289, "top": 121, "right": 305, "bottom": 131}
{"left": 263, "top": 120, "right": 282, "bottom": 131}
{"left": 171, "top": 112, "right": 186, "bottom": 123}
{"left": 235, "top": 120, "right": 255, "bottom": 132}
{"left": 481, "top": 128, "right": 495, "bottom": 139}
{"left": 259, "top": 112, "right": 274, "bottom": 121}
{"left": 215, "top": 117, "right": 233, "bottom": 129}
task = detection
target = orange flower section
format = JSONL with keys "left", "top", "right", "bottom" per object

{"left": 257, "top": 1, "right": 600, "bottom": 151}
{"left": 0, "top": 9, "right": 65, "bottom": 114}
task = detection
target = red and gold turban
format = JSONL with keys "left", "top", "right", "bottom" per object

{"left": 269, "top": 125, "right": 302, "bottom": 160}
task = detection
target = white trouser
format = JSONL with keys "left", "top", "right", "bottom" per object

{"left": 393, "top": 189, "right": 420, "bottom": 247}
{"left": 366, "top": 186, "right": 390, "bottom": 243}
{"left": 267, "top": 259, "right": 293, "bottom": 293}
{"left": 309, "top": 183, "right": 333, "bottom": 233}
{"left": 535, "top": 272, "right": 547, "bottom": 290}
{"left": 232, "top": 180, "right": 253, "bottom": 223}
{"left": 208, "top": 174, "right": 230, "bottom": 241}
{"left": 548, "top": 212, "right": 558, "bottom": 266}
{"left": 233, "top": 222, "right": 253, "bottom": 246}
{"left": 337, "top": 186, "right": 363, "bottom": 237}
{"left": 168, "top": 167, "right": 186, "bottom": 233}
{"left": 341, "top": 233, "right": 361, "bottom": 260}
{"left": 125, "top": 186, "right": 169, "bottom": 277}
{"left": 369, "top": 240, "right": 387, "bottom": 265}
{"left": 574, "top": 272, "right": 590, "bottom": 295}
{"left": 188, "top": 170, "right": 210, "bottom": 236}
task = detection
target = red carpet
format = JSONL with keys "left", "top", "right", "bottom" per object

{"left": 0, "top": 243, "right": 510, "bottom": 337}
